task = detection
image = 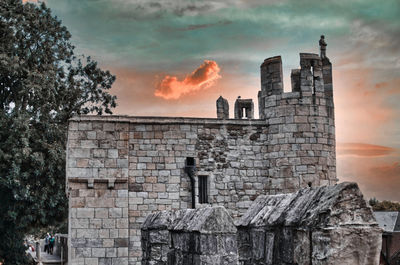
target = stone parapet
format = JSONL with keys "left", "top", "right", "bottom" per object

{"left": 141, "top": 206, "right": 238, "bottom": 265}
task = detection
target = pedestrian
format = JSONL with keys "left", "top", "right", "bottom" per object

{"left": 49, "top": 235, "right": 55, "bottom": 255}
{"left": 44, "top": 233, "right": 50, "bottom": 253}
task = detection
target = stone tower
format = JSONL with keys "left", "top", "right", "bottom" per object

{"left": 257, "top": 51, "right": 336, "bottom": 187}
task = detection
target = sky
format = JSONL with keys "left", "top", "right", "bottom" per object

{"left": 26, "top": 0, "right": 400, "bottom": 201}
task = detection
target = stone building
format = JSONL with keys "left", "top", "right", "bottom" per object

{"left": 374, "top": 211, "right": 400, "bottom": 264}
{"left": 66, "top": 41, "right": 337, "bottom": 265}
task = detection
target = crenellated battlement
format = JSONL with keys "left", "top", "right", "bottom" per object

{"left": 260, "top": 55, "right": 284, "bottom": 97}
{"left": 259, "top": 51, "right": 333, "bottom": 119}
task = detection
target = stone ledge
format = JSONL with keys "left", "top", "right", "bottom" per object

{"left": 68, "top": 177, "right": 128, "bottom": 189}
{"left": 69, "top": 115, "right": 266, "bottom": 126}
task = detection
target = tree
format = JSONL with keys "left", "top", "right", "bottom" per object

{"left": 0, "top": 0, "right": 117, "bottom": 263}
{"left": 369, "top": 198, "right": 400, "bottom": 211}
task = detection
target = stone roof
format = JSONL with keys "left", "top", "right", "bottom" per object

{"left": 237, "top": 182, "right": 378, "bottom": 228}
{"left": 374, "top": 211, "right": 400, "bottom": 232}
{"left": 142, "top": 206, "right": 237, "bottom": 234}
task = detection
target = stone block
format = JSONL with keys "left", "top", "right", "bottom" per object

{"left": 95, "top": 208, "right": 109, "bottom": 219}
{"left": 86, "top": 198, "right": 115, "bottom": 208}
{"left": 103, "top": 239, "right": 114, "bottom": 248}
{"left": 90, "top": 219, "right": 102, "bottom": 229}
{"left": 99, "top": 229, "right": 110, "bottom": 239}
{"left": 85, "top": 258, "right": 99, "bottom": 265}
{"left": 98, "top": 258, "right": 112, "bottom": 265}
{"left": 79, "top": 122, "right": 92, "bottom": 131}
{"left": 109, "top": 208, "right": 122, "bottom": 218}
{"left": 75, "top": 247, "right": 92, "bottom": 258}
{"left": 111, "top": 258, "right": 128, "bottom": 265}
{"left": 115, "top": 238, "right": 129, "bottom": 248}
{"left": 102, "top": 219, "right": 116, "bottom": 229}
{"left": 118, "top": 247, "right": 129, "bottom": 257}
{"left": 105, "top": 248, "right": 117, "bottom": 258}
{"left": 86, "top": 239, "right": 103, "bottom": 248}
{"left": 71, "top": 218, "right": 89, "bottom": 229}
{"left": 76, "top": 229, "right": 99, "bottom": 239}
{"left": 92, "top": 248, "right": 106, "bottom": 258}
{"left": 116, "top": 218, "right": 129, "bottom": 229}
{"left": 77, "top": 208, "right": 95, "bottom": 219}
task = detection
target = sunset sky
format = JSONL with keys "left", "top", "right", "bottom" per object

{"left": 29, "top": 0, "right": 399, "bottom": 201}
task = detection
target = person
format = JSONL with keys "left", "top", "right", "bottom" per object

{"left": 44, "top": 233, "right": 50, "bottom": 254}
{"left": 49, "top": 235, "right": 55, "bottom": 255}
{"left": 319, "top": 35, "right": 327, "bottom": 58}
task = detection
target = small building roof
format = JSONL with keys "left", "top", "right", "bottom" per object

{"left": 142, "top": 206, "right": 237, "bottom": 234}
{"left": 373, "top": 211, "right": 400, "bottom": 232}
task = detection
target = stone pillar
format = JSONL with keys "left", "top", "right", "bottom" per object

{"left": 260, "top": 56, "right": 283, "bottom": 96}
{"left": 259, "top": 56, "right": 284, "bottom": 119}
{"left": 36, "top": 241, "right": 41, "bottom": 260}
{"left": 234, "top": 98, "right": 254, "bottom": 119}
{"left": 291, "top": 69, "right": 300, "bottom": 92}
{"left": 216, "top": 96, "right": 229, "bottom": 119}
{"left": 299, "top": 53, "right": 324, "bottom": 95}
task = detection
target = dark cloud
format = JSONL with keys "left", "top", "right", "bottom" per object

{"left": 349, "top": 19, "right": 400, "bottom": 69}
{"left": 177, "top": 20, "right": 232, "bottom": 31}
{"left": 106, "top": 0, "right": 220, "bottom": 20}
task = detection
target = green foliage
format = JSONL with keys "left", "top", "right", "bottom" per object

{"left": 0, "top": 0, "right": 116, "bottom": 263}
{"left": 369, "top": 198, "right": 400, "bottom": 211}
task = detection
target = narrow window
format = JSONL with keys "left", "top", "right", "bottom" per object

{"left": 311, "top": 66, "right": 315, "bottom": 95}
{"left": 198, "top": 176, "right": 208, "bottom": 204}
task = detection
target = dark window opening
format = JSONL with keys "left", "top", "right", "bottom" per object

{"left": 311, "top": 66, "right": 315, "bottom": 95}
{"left": 186, "top": 157, "right": 195, "bottom": 166}
{"left": 198, "top": 176, "right": 208, "bottom": 204}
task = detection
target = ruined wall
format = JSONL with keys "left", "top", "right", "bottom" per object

{"left": 140, "top": 183, "right": 382, "bottom": 265}
{"left": 236, "top": 182, "right": 382, "bottom": 265}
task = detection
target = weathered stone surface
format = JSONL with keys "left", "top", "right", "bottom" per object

{"left": 141, "top": 206, "right": 238, "bottom": 265}
{"left": 216, "top": 96, "right": 229, "bottom": 119}
{"left": 234, "top": 97, "right": 254, "bottom": 119}
{"left": 237, "top": 182, "right": 382, "bottom": 265}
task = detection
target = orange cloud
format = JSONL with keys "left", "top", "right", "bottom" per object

{"left": 337, "top": 143, "right": 396, "bottom": 157}
{"left": 22, "top": 0, "right": 38, "bottom": 3}
{"left": 154, "top": 60, "right": 221, "bottom": 100}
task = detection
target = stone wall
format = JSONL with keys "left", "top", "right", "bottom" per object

{"left": 141, "top": 206, "right": 238, "bottom": 265}
{"left": 140, "top": 183, "right": 382, "bottom": 265}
